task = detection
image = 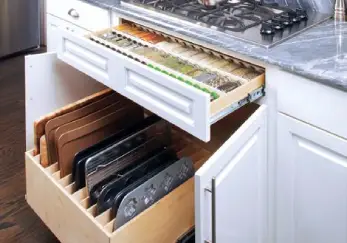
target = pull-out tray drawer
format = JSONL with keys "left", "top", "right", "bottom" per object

{"left": 25, "top": 150, "right": 196, "bottom": 243}
{"left": 56, "top": 28, "right": 265, "bottom": 142}
{"left": 25, "top": 126, "right": 212, "bottom": 243}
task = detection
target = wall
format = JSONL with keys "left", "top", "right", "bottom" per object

{"left": 264, "top": 0, "right": 334, "bottom": 13}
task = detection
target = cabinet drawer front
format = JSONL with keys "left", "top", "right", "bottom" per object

{"left": 270, "top": 68, "right": 347, "bottom": 139}
{"left": 56, "top": 29, "right": 211, "bottom": 141}
{"left": 57, "top": 29, "right": 114, "bottom": 87}
{"left": 47, "top": 14, "right": 90, "bottom": 52}
{"left": 117, "top": 56, "right": 210, "bottom": 142}
{"left": 47, "top": 0, "right": 110, "bottom": 31}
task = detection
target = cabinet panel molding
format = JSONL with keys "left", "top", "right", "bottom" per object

{"left": 276, "top": 113, "right": 347, "bottom": 243}
{"left": 195, "top": 105, "right": 268, "bottom": 243}
{"left": 270, "top": 67, "right": 347, "bottom": 140}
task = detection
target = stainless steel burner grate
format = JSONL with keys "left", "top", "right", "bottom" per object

{"left": 121, "top": 0, "right": 332, "bottom": 48}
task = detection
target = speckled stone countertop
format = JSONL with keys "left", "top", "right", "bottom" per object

{"left": 83, "top": 0, "right": 347, "bottom": 92}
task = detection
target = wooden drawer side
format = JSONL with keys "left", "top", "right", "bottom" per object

{"left": 25, "top": 151, "right": 110, "bottom": 243}
{"left": 111, "top": 179, "right": 195, "bottom": 243}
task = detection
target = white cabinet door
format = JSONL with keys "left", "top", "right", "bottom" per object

{"left": 276, "top": 113, "right": 347, "bottom": 243}
{"left": 25, "top": 52, "right": 105, "bottom": 150}
{"left": 47, "top": 14, "right": 90, "bottom": 52}
{"left": 195, "top": 105, "right": 268, "bottom": 243}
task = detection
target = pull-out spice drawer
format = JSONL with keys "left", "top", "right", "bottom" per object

{"left": 56, "top": 25, "right": 265, "bottom": 142}
{"left": 25, "top": 150, "right": 195, "bottom": 243}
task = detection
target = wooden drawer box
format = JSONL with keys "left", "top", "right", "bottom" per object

{"left": 25, "top": 150, "right": 196, "bottom": 243}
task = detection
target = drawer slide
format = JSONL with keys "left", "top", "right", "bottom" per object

{"left": 210, "top": 86, "right": 265, "bottom": 124}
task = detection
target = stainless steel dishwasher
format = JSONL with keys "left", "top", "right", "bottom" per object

{"left": 0, "top": 0, "right": 40, "bottom": 57}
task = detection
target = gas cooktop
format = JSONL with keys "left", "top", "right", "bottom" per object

{"left": 121, "top": 0, "right": 331, "bottom": 48}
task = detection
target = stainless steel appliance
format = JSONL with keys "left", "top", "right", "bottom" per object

{"left": 0, "top": 0, "right": 40, "bottom": 57}
{"left": 121, "top": 0, "right": 331, "bottom": 48}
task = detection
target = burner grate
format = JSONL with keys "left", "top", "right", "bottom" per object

{"left": 128, "top": 0, "right": 309, "bottom": 34}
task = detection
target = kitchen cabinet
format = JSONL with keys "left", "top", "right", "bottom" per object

{"left": 276, "top": 113, "right": 347, "bottom": 243}
{"left": 25, "top": 9, "right": 269, "bottom": 243}
{"left": 28, "top": 2, "right": 347, "bottom": 243}
{"left": 25, "top": 50, "right": 269, "bottom": 243}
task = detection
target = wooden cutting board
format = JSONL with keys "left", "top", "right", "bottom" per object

{"left": 45, "top": 93, "right": 126, "bottom": 165}
{"left": 56, "top": 105, "right": 144, "bottom": 177}
{"left": 33, "top": 89, "right": 114, "bottom": 156}
{"left": 40, "top": 135, "right": 49, "bottom": 168}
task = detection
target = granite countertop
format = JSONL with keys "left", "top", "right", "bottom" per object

{"left": 83, "top": 0, "right": 347, "bottom": 92}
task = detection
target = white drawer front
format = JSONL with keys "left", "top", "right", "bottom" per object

{"left": 47, "top": 0, "right": 110, "bottom": 31}
{"left": 56, "top": 29, "right": 211, "bottom": 141}
{"left": 47, "top": 14, "right": 90, "bottom": 52}
{"left": 118, "top": 54, "right": 210, "bottom": 141}
{"left": 268, "top": 67, "right": 347, "bottom": 139}
{"left": 57, "top": 29, "right": 118, "bottom": 87}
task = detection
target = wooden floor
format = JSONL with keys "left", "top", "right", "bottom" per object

{"left": 0, "top": 50, "right": 59, "bottom": 243}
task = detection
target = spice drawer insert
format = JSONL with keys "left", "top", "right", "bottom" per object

{"left": 25, "top": 149, "right": 200, "bottom": 243}
{"left": 56, "top": 27, "right": 265, "bottom": 142}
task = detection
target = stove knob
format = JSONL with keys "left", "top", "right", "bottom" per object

{"left": 296, "top": 8, "right": 308, "bottom": 20}
{"left": 271, "top": 18, "right": 284, "bottom": 30}
{"left": 280, "top": 15, "right": 294, "bottom": 26}
{"left": 260, "top": 22, "right": 275, "bottom": 35}
{"left": 288, "top": 10, "right": 300, "bottom": 23}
